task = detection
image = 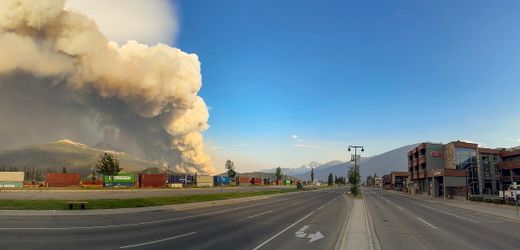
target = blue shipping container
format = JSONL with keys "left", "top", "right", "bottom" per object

{"left": 214, "top": 176, "right": 231, "bottom": 185}
{"left": 168, "top": 175, "right": 194, "bottom": 184}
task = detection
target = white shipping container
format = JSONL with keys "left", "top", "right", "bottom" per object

{"left": 196, "top": 175, "right": 213, "bottom": 183}
{"left": 196, "top": 182, "right": 214, "bottom": 187}
{"left": 0, "top": 172, "right": 25, "bottom": 182}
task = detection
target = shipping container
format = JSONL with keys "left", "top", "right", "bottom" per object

{"left": 0, "top": 172, "right": 25, "bottom": 182}
{"left": 0, "top": 181, "right": 23, "bottom": 188}
{"left": 196, "top": 182, "right": 213, "bottom": 187}
{"left": 236, "top": 177, "right": 251, "bottom": 185}
{"left": 103, "top": 173, "right": 136, "bottom": 188}
{"left": 214, "top": 176, "right": 231, "bottom": 186}
{"left": 82, "top": 179, "right": 103, "bottom": 187}
{"left": 139, "top": 174, "right": 166, "bottom": 188}
{"left": 168, "top": 175, "right": 194, "bottom": 184}
{"left": 285, "top": 180, "right": 291, "bottom": 185}
{"left": 275, "top": 179, "right": 282, "bottom": 185}
{"left": 196, "top": 175, "right": 214, "bottom": 187}
{"left": 196, "top": 175, "right": 213, "bottom": 183}
{"left": 167, "top": 183, "right": 183, "bottom": 188}
{"left": 251, "top": 178, "right": 263, "bottom": 185}
{"left": 46, "top": 173, "right": 81, "bottom": 187}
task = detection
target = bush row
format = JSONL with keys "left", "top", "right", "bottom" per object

{"left": 469, "top": 196, "right": 519, "bottom": 205}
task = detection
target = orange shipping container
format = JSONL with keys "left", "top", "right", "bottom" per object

{"left": 139, "top": 174, "right": 166, "bottom": 188}
{"left": 236, "top": 177, "right": 250, "bottom": 185}
{"left": 46, "top": 173, "right": 81, "bottom": 187}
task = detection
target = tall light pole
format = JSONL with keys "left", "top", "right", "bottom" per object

{"left": 348, "top": 145, "right": 364, "bottom": 196}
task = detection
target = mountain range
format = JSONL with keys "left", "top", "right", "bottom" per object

{"left": 288, "top": 143, "right": 418, "bottom": 182}
{"left": 0, "top": 139, "right": 418, "bottom": 181}
{"left": 0, "top": 139, "right": 163, "bottom": 177}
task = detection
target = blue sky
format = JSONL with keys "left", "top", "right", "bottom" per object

{"left": 174, "top": 0, "right": 520, "bottom": 172}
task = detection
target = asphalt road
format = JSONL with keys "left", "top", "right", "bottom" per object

{"left": 0, "top": 186, "right": 294, "bottom": 200}
{"left": 0, "top": 187, "right": 351, "bottom": 250}
{"left": 364, "top": 188, "right": 520, "bottom": 249}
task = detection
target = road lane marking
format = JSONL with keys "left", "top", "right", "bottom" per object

{"left": 119, "top": 231, "right": 196, "bottom": 248}
{"left": 318, "top": 205, "right": 325, "bottom": 210}
{"left": 0, "top": 192, "right": 319, "bottom": 231}
{"left": 247, "top": 210, "right": 273, "bottom": 219}
{"left": 307, "top": 230, "right": 324, "bottom": 243}
{"left": 411, "top": 201, "right": 479, "bottom": 223}
{"left": 380, "top": 197, "right": 404, "bottom": 211}
{"left": 295, "top": 225, "right": 309, "bottom": 238}
{"left": 252, "top": 211, "right": 314, "bottom": 250}
{"left": 416, "top": 217, "right": 437, "bottom": 229}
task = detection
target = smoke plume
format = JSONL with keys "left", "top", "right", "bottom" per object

{"left": 0, "top": 0, "right": 214, "bottom": 174}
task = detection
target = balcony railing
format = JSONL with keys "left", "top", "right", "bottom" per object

{"left": 418, "top": 156, "right": 426, "bottom": 165}
{"left": 498, "top": 162, "right": 520, "bottom": 169}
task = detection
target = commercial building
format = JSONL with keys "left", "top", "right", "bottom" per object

{"left": 374, "top": 176, "right": 382, "bottom": 188}
{"left": 408, "top": 141, "right": 520, "bottom": 199}
{"left": 382, "top": 171, "right": 408, "bottom": 191}
{"left": 382, "top": 174, "right": 391, "bottom": 190}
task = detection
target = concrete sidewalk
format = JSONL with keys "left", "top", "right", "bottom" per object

{"left": 336, "top": 198, "right": 380, "bottom": 250}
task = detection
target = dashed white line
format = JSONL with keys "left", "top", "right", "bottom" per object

{"left": 416, "top": 217, "right": 437, "bottom": 229}
{"left": 380, "top": 197, "right": 404, "bottom": 211}
{"left": 252, "top": 211, "right": 314, "bottom": 250}
{"left": 247, "top": 210, "right": 273, "bottom": 219}
{"left": 318, "top": 205, "right": 325, "bottom": 210}
{"left": 119, "top": 231, "right": 196, "bottom": 248}
{"left": 393, "top": 204, "right": 404, "bottom": 211}
{"left": 411, "top": 201, "right": 479, "bottom": 223}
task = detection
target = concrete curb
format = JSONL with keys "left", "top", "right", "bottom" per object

{"left": 334, "top": 195, "right": 381, "bottom": 250}
{"left": 0, "top": 190, "right": 305, "bottom": 216}
{"left": 363, "top": 197, "right": 381, "bottom": 250}
{"left": 334, "top": 195, "right": 353, "bottom": 250}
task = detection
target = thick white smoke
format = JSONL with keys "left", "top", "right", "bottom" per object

{"left": 0, "top": 0, "right": 214, "bottom": 174}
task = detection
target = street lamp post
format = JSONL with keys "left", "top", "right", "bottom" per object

{"left": 348, "top": 145, "right": 364, "bottom": 196}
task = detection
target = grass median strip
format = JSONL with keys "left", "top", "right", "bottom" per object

{"left": 0, "top": 188, "right": 303, "bottom": 210}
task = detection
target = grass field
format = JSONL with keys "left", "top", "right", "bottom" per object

{"left": 0, "top": 188, "right": 303, "bottom": 210}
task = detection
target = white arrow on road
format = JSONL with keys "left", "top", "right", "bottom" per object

{"left": 306, "top": 230, "right": 324, "bottom": 243}
{"left": 294, "top": 225, "right": 325, "bottom": 243}
{"left": 295, "top": 225, "right": 309, "bottom": 238}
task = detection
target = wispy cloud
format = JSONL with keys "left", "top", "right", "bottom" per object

{"left": 231, "top": 144, "right": 248, "bottom": 147}
{"left": 292, "top": 134, "right": 304, "bottom": 142}
{"left": 293, "top": 144, "right": 319, "bottom": 148}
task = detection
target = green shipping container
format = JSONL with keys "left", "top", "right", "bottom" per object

{"left": 0, "top": 181, "right": 23, "bottom": 188}
{"left": 103, "top": 174, "right": 136, "bottom": 183}
{"left": 285, "top": 180, "right": 291, "bottom": 185}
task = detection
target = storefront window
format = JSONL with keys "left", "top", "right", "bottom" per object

{"left": 455, "top": 147, "right": 478, "bottom": 195}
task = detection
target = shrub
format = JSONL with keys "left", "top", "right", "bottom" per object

{"left": 484, "top": 198, "right": 493, "bottom": 203}
{"left": 492, "top": 198, "right": 505, "bottom": 204}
